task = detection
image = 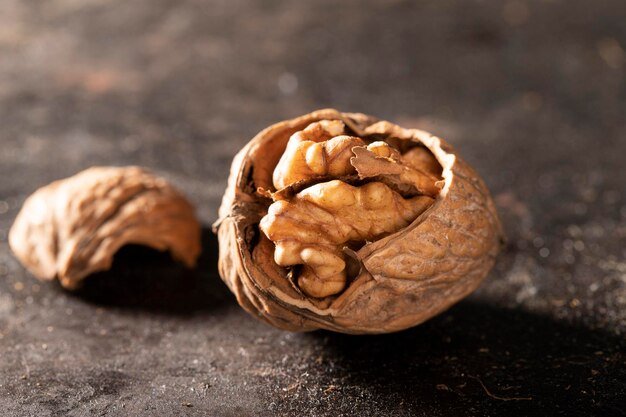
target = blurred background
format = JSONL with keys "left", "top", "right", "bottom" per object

{"left": 0, "top": 1, "right": 624, "bottom": 416}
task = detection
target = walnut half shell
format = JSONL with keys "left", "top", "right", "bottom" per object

{"left": 9, "top": 166, "right": 201, "bottom": 289}
{"left": 214, "top": 109, "right": 504, "bottom": 334}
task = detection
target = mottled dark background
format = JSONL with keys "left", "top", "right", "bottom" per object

{"left": 0, "top": 1, "right": 625, "bottom": 416}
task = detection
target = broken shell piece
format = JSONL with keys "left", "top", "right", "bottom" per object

{"left": 9, "top": 166, "right": 201, "bottom": 289}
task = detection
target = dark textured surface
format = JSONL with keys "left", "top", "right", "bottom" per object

{"left": 0, "top": 0, "right": 625, "bottom": 416}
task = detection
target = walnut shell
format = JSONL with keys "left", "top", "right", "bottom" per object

{"left": 9, "top": 166, "right": 201, "bottom": 289}
{"left": 214, "top": 109, "right": 504, "bottom": 334}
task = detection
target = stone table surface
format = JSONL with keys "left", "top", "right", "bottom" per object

{"left": 0, "top": 1, "right": 625, "bottom": 416}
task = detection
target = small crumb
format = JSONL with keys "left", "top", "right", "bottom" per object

{"left": 13, "top": 282, "right": 24, "bottom": 291}
{"left": 46, "top": 326, "right": 54, "bottom": 332}
{"left": 436, "top": 384, "right": 450, "bottom": 391}
{"left": 479, "top": 348, "right": 490, "bottom": 353}
{"left": 532, "top": 237, "right": 545, "bottom": 248}
{"left": 569, "top": 298, "right": 580, "bottom": 308}
{"left": 278, "top": 72, "right": 298, "bottom": 96}
{"left": 181, "top": 402, "right": 193, "bottom": 407}
{"left": 574, "top": 203, "right": 587, "bottom": 215}
{"left": 597, "top": 38, "right": 625, "bottom": 69}
{"left": 83, "top": 70, "right": 117, "bottom": 94}
{"left": 324, "top": 384, "right": 338, "bottom": 394}
{"left": 603, "top": 190, "right": 619, "bottom": 205}
{"left": 284, "top": 382, "right": 299, "bottom": 392}
{"left": 567, "top": 225, "right": 582, "bottom": 237}
{"left": 502, "top": 0, "right": 530, "bottom": 26}
{"left": 521, "top": 92, "right": 543, "bottom": 111}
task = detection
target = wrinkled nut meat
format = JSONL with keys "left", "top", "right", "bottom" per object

{"left": 214, "top": 109, "right": 504, "bottom": 334}
{"left": 9, "top": 166, "right": 201, "bottom": 289}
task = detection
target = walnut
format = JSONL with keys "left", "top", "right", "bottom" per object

{"left": 214, "top": 109, "right": 504, "bottom": 334}
{"left": 9, "top": 166, "right": 201, "bottom": 289}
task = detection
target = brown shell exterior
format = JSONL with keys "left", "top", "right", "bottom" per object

{"left": 9, "top": 166, "right": 201, "bottom": 289}
{"left": 215, "top": 109, "right": 504, "bottom": 334}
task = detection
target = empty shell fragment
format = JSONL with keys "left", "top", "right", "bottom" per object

{"left": 9, "top": 166, "right": 201, "bottom": 289}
